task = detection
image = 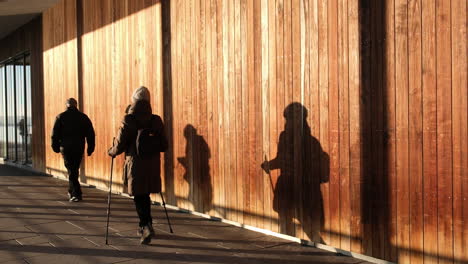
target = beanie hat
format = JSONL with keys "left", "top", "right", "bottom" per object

{"left": 131, "top": 86, "right": 150, "bottom": 103}
{"left": 66, "top": 98, "right": 78, "bottom": 108}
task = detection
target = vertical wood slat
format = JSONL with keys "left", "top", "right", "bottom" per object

{"left": 395, "top": 0, "right": 411, "bottom": 263}
{"left": 373, "top": 0, "right": 386, "bottom": 258}
{"left": 229, "top": 0, "right": 238, "bottom": 223}
{"left": 359, "top": 0, "right": 372, "bottom": 256}
{"left": 253, "top": 0, "right": 263, "bottom": 231}
{"left": 435, "top": 0, "right": 453, "bottom": 263}
{"left": 291, "top": 0, "right": 301, "bottom": 238}
{"left": 239, "top": 0, "right": 248, "bottom": 224}
{"left": 327, "top": 0, "right": 340, "bottom": 247}
{"left": 274, "top": 0, "right": 285, "bottom": 234}
{"left": 211, "top": 0, "right": 221, "bottom": 218}
{"left": 451, "top": 0, "right": 468, "bottom": 263}
{"left": 422, "top": 0, "right": 439, "bottom": 262}
{"left": 204, "top": 0, "right": 213, "bottom": 216}
{"left": 338, "top": 0, "right": 350, "bottom": 252}
{"left": 245, "top": 0, "right": 255, "bottom": 227}
{"left": 318, "top": 0, "right": 330, "bottom": 245}
{"left": 234, "top": 0, "right": 243, "bottom": 224}
{"left": 407, "top": 0, "right": 424, "bottom": 263}
{"left": 385, "top": 0, "right": 398, "bottom": 261}
{"left": 347, "top": 0, "right": 362, "bottom": 255}
{"left": 281, "top": 0, "right": 293, "bottom": 236}
{"left": 260, "top": 0, "right": 271, "bottom": 232}
{"left": 267, "top": 0, "right": 278, "bottom": 234}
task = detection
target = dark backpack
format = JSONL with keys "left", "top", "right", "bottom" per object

{"left": 135, "top": 116, "right": 162, "bottom": 158}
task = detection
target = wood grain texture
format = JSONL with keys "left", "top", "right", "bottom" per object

{"left": 451, "top": 1, "right": 468, "bottom": 263}
{"left": 422, "top": 1, "right": 439, "bottom": 263}
{"left": 435, "top": 1, "right": 453, "bottom": 263}
{"left": 4, "top": 0, "right": 463, "bottom": 263}
{"left": 408, "top": 0, "right": 423, "bottom": 263}
{"left": 43, "top": 0, "right": 78, "bottom": 180}
{"left": 347, "top": 0, "right": 362, "bottom": 255}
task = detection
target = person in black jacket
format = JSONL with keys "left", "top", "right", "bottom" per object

{"left": 52, "top": 98, "right": 95, "bottom": 202}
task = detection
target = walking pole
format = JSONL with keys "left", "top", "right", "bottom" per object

{"left": 264, "top": 155, "right": 274, "bottom": 191}
{"left": 105, "top": 138, "right": 115, "bottom": 245}
{"left": 159, "top": 192, "right": 173, "bottom": 233}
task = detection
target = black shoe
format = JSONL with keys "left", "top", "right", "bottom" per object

{"left": 69, "top": 196, "right": 82, "bottom": 202}
{"left": 137, "top": 226, "right": 144, "bottom": 236}
{"left": 140, "top": 226, "right": 152, "bottom": 245}
{"left": 148, "top": 224, "right": 155, "bottom": 237}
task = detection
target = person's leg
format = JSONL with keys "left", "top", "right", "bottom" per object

{"left": 63, "top": 152, "right": 83, "bottom": 200}
{"left": 134, "top": 194, "right": 150, "bottom": 227}
{"left": 134, "top": 194, "right": 152, "bottom": 244}
{"left": 143, "top": 194, "right": 153, "bottom": 226}
{"left": 142, "top": 194, "right": 155, "bottom": 235}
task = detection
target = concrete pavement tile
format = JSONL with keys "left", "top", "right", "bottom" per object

{"left": 245, "top": 234, "right": 294, "bottom": 249}
{"left": 24, "top": 251, "right": 129, "bottom": 264}
{"left": 0, "top": 226, "right": 37, "bottom": 242}
{"left": 0, "top": 242, "right": 60, "bottom": 263}
{"left": 15, "top": 235, "right": 63, "bottom": 246}
{"left": 257, "top": 243, "right": 371, "bottom": 264}
{"left": 114, "top": 259, "right": 192, "bottom": 264}
{"left": 85, "top": 233, "right": 140, "bottom": 247}
{"left": 0, "top": 215, "right": 62, "bottom": 229}
{"left": 66, "top": 216, "right": 139, "bottom": 233}
{"left": 24, "top": 220, "right": 87, "bottom": 238}
{"left": 50, "top": 222, "right": 135, "bottom": 241}
{"left": 182, "top": 224, "right": 264, "bottom": 242}
{"left": 24, "top": 237, "right": 131, "bottom": 264}
{"left": 0, "top": 259, "right": 28, "bottom": 264}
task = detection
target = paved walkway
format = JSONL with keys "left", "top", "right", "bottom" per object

{"left": 0, "top": 164, "right": 371, "bottom": 264}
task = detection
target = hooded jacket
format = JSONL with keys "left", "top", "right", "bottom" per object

{"left": 108, "top": 100, "right": 168, "bottom": 195}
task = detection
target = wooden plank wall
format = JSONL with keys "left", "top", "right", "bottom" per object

{"left": 39, "top": 0, "right": 467, "bottom": 263}
{"left": 0, "top": 17, "right": 45, "bottom": 171}
{"left": 42, "top": 0, "right": 162, "bottom": 188}
{"left": 42, "top": 0, "right": 79, "bottom": 178}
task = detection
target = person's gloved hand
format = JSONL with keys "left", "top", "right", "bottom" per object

{"left": 261, "top": 161, "right": 270, "bottom": 174}
{"left": 108, "top": 148, "right": 116, "bottom": 158}
{"left": 87, "top": 148, "right": 94, "bottom": 156}
{"left": 52, "top": 144, "right": 60, "bottom": 153}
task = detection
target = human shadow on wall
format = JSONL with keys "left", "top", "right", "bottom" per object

{"left": 261, "top": 103, "right": 329, "bottom": 243}
{"left": 177, "top": 125, "right": 213, "bottom": 214}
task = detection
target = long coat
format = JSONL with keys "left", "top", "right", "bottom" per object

{"left": 108, "top": 100, "right": 168, "bottom": 196}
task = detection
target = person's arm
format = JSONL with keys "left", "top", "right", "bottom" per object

{"left": 261, "top": 133, "right": 285, "bottom": 172}
{"left": 85, "top": 115, "right": 95, "bottom": 156}
{"left": 51, "top": 116, "right": 62, "bottom": 153}
{"left": 156, "top": 115, "right": 168, "bottom": 152}
{"left": 108, "top": 115, "right": 134, "bottom": 157}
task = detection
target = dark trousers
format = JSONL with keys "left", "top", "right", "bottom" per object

{"left": 133, "top": 194, "right": 152, "bottom": 227}
{"left": 63, "top": 151, "right": 83, "bottom": 198}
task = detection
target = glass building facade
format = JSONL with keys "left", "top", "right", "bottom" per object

{"left": 0, "top": 53, "right": 32, "bottom": 164}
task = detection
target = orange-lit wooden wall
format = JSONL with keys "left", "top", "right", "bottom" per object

{"left": 38, "top": 0, "right": 467, "bottom": 263}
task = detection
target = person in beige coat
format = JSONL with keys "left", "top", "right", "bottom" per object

{"left": 108, "top": 86, "right": 168, "bottom": 244}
